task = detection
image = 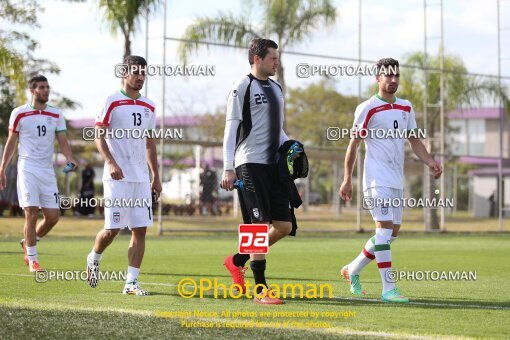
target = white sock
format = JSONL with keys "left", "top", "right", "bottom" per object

{"left": 26, "top": 246, "right": 38, "bottom": 262}
{"left": 348, "top": 235, "right": 399, "bottom": 275}
{"left": 126, "top": 266, "right": 140, "bottom": 284}
{"left": 374, "top": 228, "right": 395, "bottom": 293}
{"left": 348, "top": 236, "right": 375, "bottom": 275}
{"left": 89, "top": 250, "right": 102, "bottom": 263}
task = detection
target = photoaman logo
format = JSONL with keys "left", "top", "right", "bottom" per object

{"left": 177, "top": 278, "right": 333, "bottom": 299}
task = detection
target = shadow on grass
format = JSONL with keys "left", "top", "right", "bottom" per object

{"left": 0, "top": 251, "right": 63, "bottom": 257}
{"left": 0, "top": 251, "right": 24, "bottom": 255}
{"left": 144, "top": 271, "right": 335, "bottom": 283}
{"left": 286, "top": 296, "right": 510, "bottom": 310}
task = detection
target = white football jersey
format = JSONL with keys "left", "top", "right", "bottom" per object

{"left": 95, "top": 90, "right": 156, "bottom": 183}
{"left": 352, "top": 95, "right": 418, "bottom": 190}
{"left": 8, "top": 104, "right": 66, "bottom": 171}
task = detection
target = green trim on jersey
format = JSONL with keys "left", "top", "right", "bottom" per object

{"left": 120, "top": 89, "right": 141, "bottom": 100}
{"left": 375, "top": 93, "right": 396, "bottom": 104}
{"left": 56, "top": 129, "right": 67, "bottom": 133}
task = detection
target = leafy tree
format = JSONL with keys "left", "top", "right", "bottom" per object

{"left": 0, "top": 0, "right": 39, "bottom": 102}
{"left": 286, "top": 79, "right": 358, "bottom": 203}
{"left": 178, "top": 0, "right": 336, "bottom": 92}
{"left": 198, "top": 107, "right": 227, "bottom": 142}
{"left": 97, "top": 0, "right": 161, "bottom": 60}
{"left": 286, "top": 79, "right": 357, "bottom": 147}
{"left": 0, "top": 0, "right": 80, "bottom": 141}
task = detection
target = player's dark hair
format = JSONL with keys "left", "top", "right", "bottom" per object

{"left": 124, "top": 55, "right": 147, "bottom": 67}
{"left": 28, "top": 75, "right": 48, "bottom": 89}
{"left": 248, "top": 38, "right": 278, "bottom": 65}
{"left": 376, "top": 58, "right": 399, "bottom": 75}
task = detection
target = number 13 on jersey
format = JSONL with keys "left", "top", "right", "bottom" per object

{"left": 132, "top": 112, "right": 142, "bottom": 126}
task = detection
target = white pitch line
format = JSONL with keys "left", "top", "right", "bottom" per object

{"left": 1, "top": 272, "right": 509, "bottom": 310}
{"left": 0, "top": 273, "right": 33, "bottom": 278}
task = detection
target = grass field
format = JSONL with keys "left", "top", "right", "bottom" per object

{"left": 1, "top": 216, "right": 510, "bottom": 339}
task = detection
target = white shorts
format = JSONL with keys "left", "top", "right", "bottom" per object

{"left": 363, "top": 187, "right": 403, "bottom": 225}
{"left": 103, "top": 180, "right": 153, "bottom": 230}
{"left": 17, "top": 169, "right": 59, "bottom": 209}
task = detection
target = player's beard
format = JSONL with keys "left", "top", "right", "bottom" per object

{"left": 126, "top": 81, "right": 143, "bottom": 92}
{"left": 268, "top": 66, "right": 277, "bottom": 77}
{"left": 35, "top": 94, "right": 48, "bottom": 104}
{"left": 387, "top": 84, "right": 398, "bottom": 94}
{"left": 261, "top": 64, "right": 276, "bottom": 78}
{"left": 133, "top": 81, "right": 144, "bottom": 91}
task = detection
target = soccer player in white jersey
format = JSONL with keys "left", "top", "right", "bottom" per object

{"left": 221, "top": 38, "right": 301, "bottom": 305}
{"left": 0, "top": 75, "right": 77, "bottom": 272}
{"left": 86, "top": 56, "right": 161, "bottom": 295}
{"left": 339, "top": 58, "right": 442, "bottom": 303}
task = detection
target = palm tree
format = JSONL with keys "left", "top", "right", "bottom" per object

{"left": 98, "top": 0, "right": 161, "bottom": 61}
{"left": 178, "top": 0, "right": 337, "bottom": 92}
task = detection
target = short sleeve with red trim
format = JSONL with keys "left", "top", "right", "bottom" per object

{"left": 95, "top": 97, "right": 114, "bottom": 127}
{"left": 8, "top": 107, "right": 22, "bottom": 133}
{"left": 148, "top": 105, "right": 156, "bottom": 131}
{"left": 55, "top": 107, "right": 67, "bottom": 132}
{"left": 351, "top": 101, "right": 370, "bottom": 138}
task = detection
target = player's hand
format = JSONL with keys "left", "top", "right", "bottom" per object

{"left": 428, "top": 161, "right": 443, "bottom": 179}
{"left": 221, "top": 170, "right": 237, "bottom": 191}
{"left": 0, "top": 167, "right": 6, "bottom": 191}
{"left": 67, "top": 158, "right": 79, "bottom": 172}
{"left": 339, "top": 180, "right": 353, "bottom": 201}
{"left": 151, "top": 177, "right": 162, "bottom": 199}
{"left": 108, "top": 161, "right": 124, "bottom": 180}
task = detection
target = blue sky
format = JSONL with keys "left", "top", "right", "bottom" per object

{"left": 29, "top": 0, "right": 510, "bottom": 120}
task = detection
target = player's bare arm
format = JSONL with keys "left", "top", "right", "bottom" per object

{"left": 339, "top": 137, "right": 361, "bottom": 201}
{"left": 56, "top": 132, "right": 77, "bottom": 170}
{"left": 0, "top": 131, "right": 18, "bottom": 190}
{"left": 408, "top": 137, "right": 443, "bottom": 179}
{"left": 146, "top": 137, "right": 162, "bottom": 198}
{"left": 94, "top": 125, "right": 124, "bottom": 180}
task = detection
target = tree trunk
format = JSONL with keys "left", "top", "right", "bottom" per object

{"left": 276, "top": 52, "right": 285, "bottom": 91}
{"left": 277, "top": 50, "right": 286, "bottom": 130}
{"left": 123, "top": 33, "right": 131, "bottom": 61}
